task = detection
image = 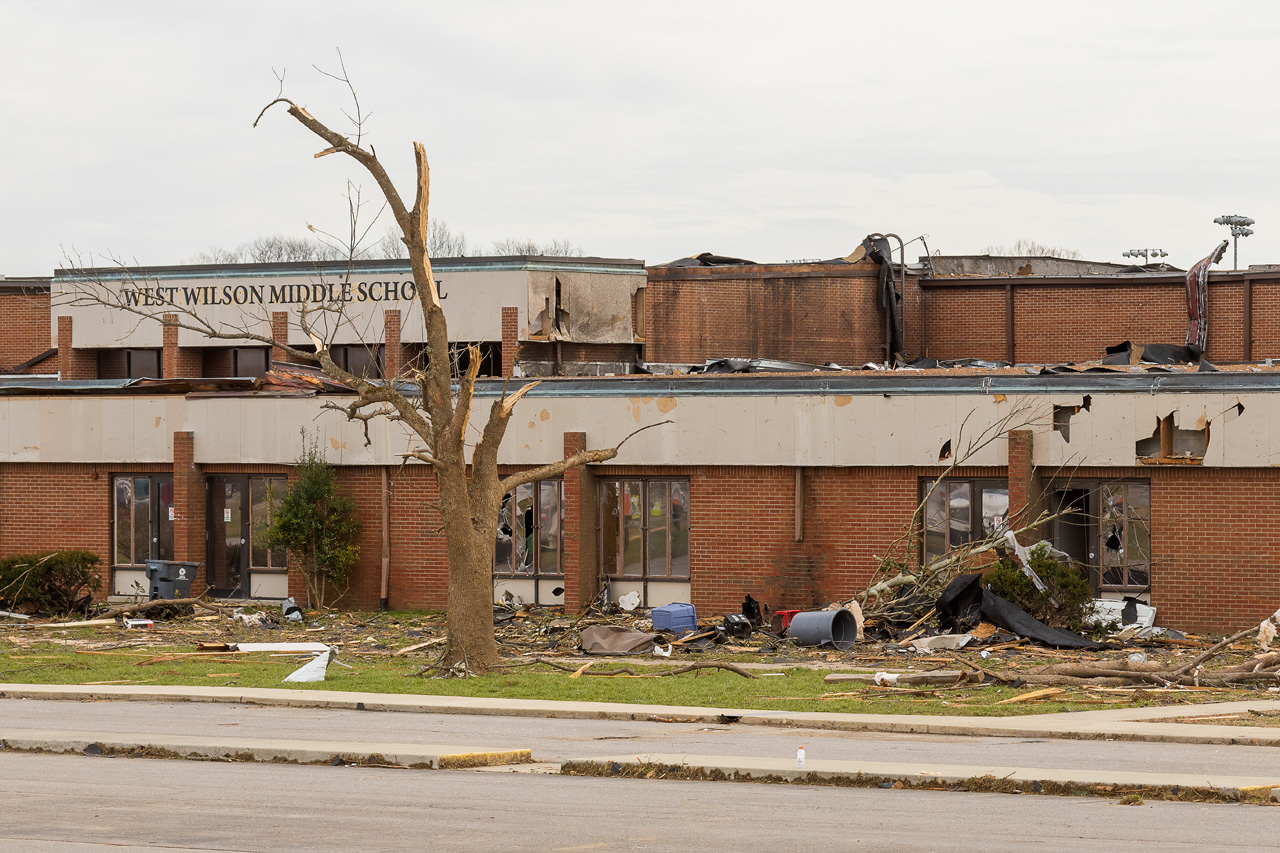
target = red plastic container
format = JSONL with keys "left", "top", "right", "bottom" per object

{"left": 776, "top": 610, "right": 801, "bottom": 630}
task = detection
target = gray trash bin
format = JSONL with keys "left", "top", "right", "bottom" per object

{"left": 145, "top": 560, "right": 200, "bottom": 600}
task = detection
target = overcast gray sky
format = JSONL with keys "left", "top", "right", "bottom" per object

{"left": 3, "top": 0, "right": 1278, "bottom": 274}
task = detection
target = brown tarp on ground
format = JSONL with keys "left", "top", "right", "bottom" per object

{"left": 579, "top": 624, "right": 657, "bottom": 655}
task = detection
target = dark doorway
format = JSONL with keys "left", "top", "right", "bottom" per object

{"left": 207, "top": 475, "right": 286, "bottom": 597}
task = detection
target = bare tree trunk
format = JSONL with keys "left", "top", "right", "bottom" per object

{"left": 62, "top": 67, "right": 670, "bottom": 675}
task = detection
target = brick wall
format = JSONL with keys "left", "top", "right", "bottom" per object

{"left": 501, "top": 306, "right": 518, "bottom": 377}
{"left": 201, "top": 348, "right": 233, "bottom": 378}
{"left": 0, "top": 291, "right": 52, "bottom": 372}
{"left": 271, "top": 312, "right": 289, "bottom": 364}
{"left": 0, "top": 462, "right": 170, "bottom": 601}
{"left": 921, "top": 275, "right": 1270, "bottom": 364}
{"left": 160, "top": 314, "right": 202, "bottom": 378}
{"left": 383, "top": 309, "right": 403, "bottom": 378}
{"left": 645, "top": 262, "right": 920, "bottom": 365}
{"left": 0, "top": 450, "right": 1274, "bottom": 632}
{"left": 55, "top": 317, "right": 96, "bottom": 380}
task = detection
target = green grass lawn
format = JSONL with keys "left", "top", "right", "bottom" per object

{"left": 0, "top": 634, "right": 1250, "bottom": 717}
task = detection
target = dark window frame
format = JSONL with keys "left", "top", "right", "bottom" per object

{"left": 112, "top": 473, "right": 174, "bottom": 567}
{"left": 599, "top": 477, "right": 690, "bottom": 581}
{"left": 493, "top": 479, "right": 563, "bottom": 579}
{"left": 125, "top": 349, "right": 162, "bottom": 380}
{"left": 231, "top": 347, "right": 271, "bottom": 378}
{"left": 920, "top": 477, "right": 1009, "bottom": 565}
{"left": 1046, "top": 479, "right": 1151, "bottom": 593}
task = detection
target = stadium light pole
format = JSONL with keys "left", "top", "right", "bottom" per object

{"left": 1214, "top": 215, "right": 1255, "bottom": 270}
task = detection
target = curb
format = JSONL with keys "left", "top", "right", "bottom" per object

{"left": 0, "top": 728, "right": 531, "bottom": 770}
{"left": 562, "top": 753, "right": 1280, "bottom": 802}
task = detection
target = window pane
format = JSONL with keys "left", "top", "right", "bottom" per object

{"left": 114, "top": 477, "right": 133, "bottom": 565}
{"left": 157, "top": 477, "right": 174, "bottom": 561}
{"left": 343, "top": 345, "right": 383, "bottom": 379}
{"left": 948, "top": 482, "right": 971, "bottom": 547}
{"left": 601, "top": 482, "right": 620, "bottom": 577}
{"left": 981, "top": 488, "right": 1009, "bottom": 537}
{"left": 249, "top": 477, "right": 285, "bottom": 568}
{"left": 670, "top": 481, "right": 689, "bottom": 578}
{"left": 127, "top": 349, "right": 161, "bottom": 380}
{"left": 647, "top": 481, "right": 669, "bottom": 577}
{"left": 234, "top": 348, "right": 269, "bottom": 378}
{"left": 494, "top": 492, "right": 513, "bottom": 574}
{"left": 538, "top": 480, "right": 561, "bottom": 576}
{"left": 1126, "top": 484, "right": 1150, "bottom": 565}
{"left": 1100, "top": 483, "right": 1124, "bottom": 568}
{"left": 923, "top": 484, "right": 946, "bottom": 563}
{"left": 513, "top": 483, "right": 534, "bottom": 574}
{"left": 622, "top": 480, "right": 643, "bottom": 577}
{"left": 133, "top": 477, "right": 151, "bottom": 563}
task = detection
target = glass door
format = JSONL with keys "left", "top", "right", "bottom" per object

{"left": 207, "top": 476, "right": 245, "bottom": 596}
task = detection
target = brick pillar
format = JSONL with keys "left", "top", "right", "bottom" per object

{"left": 1007, "top": 429, "right": 1042, "bottom": 537}
{"left": 56, "top": 316, "right": 96, "bottom": 380}
{"left": 560, "top": 431, "right": 598, "bottom": 612}
{"left": 501, "top": 306, "right": 519, "bottom": 378}
{"left": 271, "top": 312, "right": 289, "bottom": 364}
{"left": 383, "top": 309, "right": 403, "bottom": 378}
{"left": 171, "top": 431, "right": 207, "bottom": 589}
{"left": 161, "top": 313, "right": 201, "bottom": 378}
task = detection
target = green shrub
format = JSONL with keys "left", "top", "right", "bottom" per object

{"left": 266, "top": 431, "right": 362, "bottom": 609}
{"left": 0, "top": 551, "right": 101, "bottom": 615}
{"left": 983, "top": 544, "right": 1093, "bottom": 633}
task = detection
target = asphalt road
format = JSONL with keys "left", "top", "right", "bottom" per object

{"left": 3, "top": 697, "right": 1279, "bottom": 777}
{"left": 2, "top": 751, "right": 1277, "bottom": 853}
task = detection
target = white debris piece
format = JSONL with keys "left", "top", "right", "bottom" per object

{"left": 910, "top": 634, "right": 972, "bottom": 651}
{"left": 283, "top": 647, "right": 334, "bottom": 683}
{"left": 1259, "top": 607, "right": 1280, "bottom": 651}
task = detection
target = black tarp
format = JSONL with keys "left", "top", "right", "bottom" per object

{"left": 935, "top": 573, "right": 1104, "bottom": 650}
{"left": 1102, "top": 340, "right": 1202, "bottom": 366}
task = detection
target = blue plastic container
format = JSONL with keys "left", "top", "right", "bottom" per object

{"left": 651, "top": 602, "right": 697, "bottom": 633}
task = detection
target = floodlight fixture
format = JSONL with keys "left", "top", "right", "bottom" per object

{"left": 1214, "top": 214, "right": 1255, "bottom": 269}
{"left": 1121, "top": 248, "right": 1167, "bottom": 264}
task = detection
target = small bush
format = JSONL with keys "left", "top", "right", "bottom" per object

{"left": 983, "top": 544, "right": 1093, "bottom": 633}
{"left": 266, "top": 431, "right": 362, "bottom": 609}
{"left": 0, "top": 551, "right": 101, "bottom": 615}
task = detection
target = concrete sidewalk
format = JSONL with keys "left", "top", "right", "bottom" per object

{"left": 4, "top": 682, "right": 1280, "bottom": 745}
{"left": 4, "top": 683, "right": 1280, "bottom": 800}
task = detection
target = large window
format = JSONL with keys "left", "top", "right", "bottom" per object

{"left": 600, "top": 479, "right": 689, "bottom": 579}
{"left": 1048, "top": 480, "right": 1150, "bottom": 593}
{"left": 921, "top": 478, "right": 1009, "bottom": 564}
{"left": 114, "top": 474, "right": 174, "bottom": 566}
{"left": 494, "top": 480, "right": 562, "bottom": 577}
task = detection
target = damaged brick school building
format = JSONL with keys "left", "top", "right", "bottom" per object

{"left": 2, "top": 240, "right": 1280, "bottom": 633}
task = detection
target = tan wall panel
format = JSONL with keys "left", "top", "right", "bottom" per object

{"left": 6, "top": 389, "right": 1280, "bottom": 469}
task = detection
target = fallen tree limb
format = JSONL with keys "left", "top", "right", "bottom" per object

{"left": 97, "top": 597, "right": 229, "bottom": 619}
{"left": 533, "top": 658, "right": 757, "bottom": 679}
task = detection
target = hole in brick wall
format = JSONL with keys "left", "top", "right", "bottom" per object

{"left": 938, "top": 439, "right": 952, "bottom": 462}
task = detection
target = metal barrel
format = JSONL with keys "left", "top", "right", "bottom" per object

{"left": 787, "top": 609, "right": 856, "bottom": 650}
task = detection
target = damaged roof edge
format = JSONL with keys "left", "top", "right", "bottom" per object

{"left": 448, "top": 372, "right": 1280, "bottom": 398}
